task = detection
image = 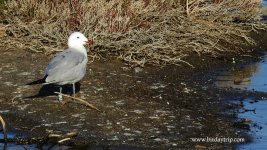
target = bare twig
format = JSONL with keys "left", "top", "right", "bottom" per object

{"left": 186, "top": 0, "right": 189, "bottom": 17}
{"left": 0, "top": 114, "right": 7, "bottom": 142}
{"left": 58, "top": 137, "right": 71, "bottom": 143}
{"left": 44, "top": 131, "right": 78, "bottom": 144}
{"left": 11, "top": 95, "right": 21, "bottom": 104}
{"left": 54, "top": 92, "right": 101, "bottom": 111}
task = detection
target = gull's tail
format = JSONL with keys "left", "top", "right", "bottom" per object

{"left": 26, "top": 75, "right": 47, "bottom": 85}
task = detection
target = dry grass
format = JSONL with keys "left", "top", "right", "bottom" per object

{"left": 1, "top": 0, "right": 265, "bottom": 66}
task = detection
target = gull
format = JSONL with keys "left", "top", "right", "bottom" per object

{"left": 27, "top": 32, "right": 93, "bottom": 101}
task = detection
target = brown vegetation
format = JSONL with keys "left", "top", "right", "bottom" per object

{"left": 1, "top": 0, "right": 265, "bottom": 66}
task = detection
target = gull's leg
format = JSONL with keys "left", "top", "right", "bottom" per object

{"left": 72, "top": 83, "right": 76, "bottom": 97}
{"left": 58, "top": 86, "right": 63, "bottom": 102}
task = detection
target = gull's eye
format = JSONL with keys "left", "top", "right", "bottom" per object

{"left": 77, "top": 36, "right": 80, "bottom": 39}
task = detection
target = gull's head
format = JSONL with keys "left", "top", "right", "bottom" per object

{"left": 67, "top": 32, "right": 93, "bottom": 48}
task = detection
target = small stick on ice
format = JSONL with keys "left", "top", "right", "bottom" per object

{"left": 54, "top": 92, "right": 101, "bottom": 111}
{"left": 57, "top": 137, "right": 71, "bottom": 143}
{"left": 46, "top": 131, "right": 78, "bottom": 144}
{"left": 0, "top": 114, "right": 7, "bottom": 142}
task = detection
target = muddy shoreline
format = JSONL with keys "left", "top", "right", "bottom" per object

{"left": 1, "top": 30, "right": 267, "bottom": 149}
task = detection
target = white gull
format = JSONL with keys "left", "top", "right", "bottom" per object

{"left": 27, "top": 32, "right": 93, "bottom": 101}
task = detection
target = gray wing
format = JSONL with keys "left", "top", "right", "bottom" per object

{"left": 44, "top": 48, "right": 86, "bottom": 83}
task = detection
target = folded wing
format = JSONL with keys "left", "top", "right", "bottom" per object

{"left": 45, "top": 48, "right": 87, "bottom": 84}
